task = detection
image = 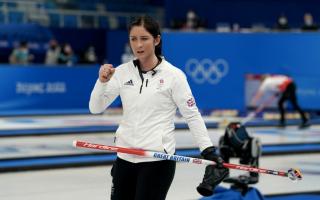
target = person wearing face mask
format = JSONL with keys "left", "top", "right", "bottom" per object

{"left": 89, "top": 15, "right": 228, "bottom": 200}
{"left": 45, "top": 39, "right": 60, "bottom": 65}
{"left": 301, "top": 12, "right": 319, "bottom": 31}
{"left": 9, "top": 41, "right": 33, "bottom": 65}
{"left": 58, "top": 43, "right": 77, "bottom": 66}
{"left": 275, "top": 14, "right": 290, "bottom": 31}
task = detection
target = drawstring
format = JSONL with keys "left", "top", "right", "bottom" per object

{"left": 133, "top": 58, "right": 161, "bottom": 94}
{"left": 138, "top": 69, "right": 144, "bottom": 94}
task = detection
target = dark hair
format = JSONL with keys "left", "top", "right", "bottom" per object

{"left": 19, "top": 41, "right": 28, "bottom": 47}
{"left": 128, "top": 15, "right": 162, "bottom": 58}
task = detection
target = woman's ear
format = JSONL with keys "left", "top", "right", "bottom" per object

{"left": 155, "top": 35, "right": 161, "bottom": 46}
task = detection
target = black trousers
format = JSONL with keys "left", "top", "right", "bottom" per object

{"left": 110, "top": 157, "right": 176, "bottom": 200}
{"left": 278, "top": 82, "right": 307, "bottom": 124}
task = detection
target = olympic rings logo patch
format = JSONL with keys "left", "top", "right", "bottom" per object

{"left": 185, "top": 58, "right": 229, "bottom": 84}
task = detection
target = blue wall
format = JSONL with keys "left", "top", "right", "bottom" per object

{"left": 106, "top": 31, "right": 320, "bottom": 112}
{"left": 1, "top": 32, "right": 320, "bottom": 116}
{"left": 162, "top": 32, "right": 320, "bottom": 111}
{"left": 0, "top": 65, "right": 99, "bottom": 115}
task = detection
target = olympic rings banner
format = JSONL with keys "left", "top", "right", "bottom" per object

{"left": 0, "top": 65, "right": 120, "bottom": 116}
{"left": 162, "top": 32, "right": 320, "bottom": 111}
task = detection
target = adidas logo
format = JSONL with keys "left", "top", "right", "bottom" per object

{"left": 124, "top": 79, "right": 134, "bottom": 86}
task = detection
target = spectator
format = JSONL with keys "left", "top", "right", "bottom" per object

{"left": 184, "top": 9, "right": 200, "bottom": 30}
{"left": 83, "top": 45, "right": 97, "bottom": 64}
{"left": 275, "top": 14, "right": 290, "bottom": 31}
{"left": 232, "top": 23, "right": 241, "bottom": 32}
{"left": 45, "top": 39, "right": 60, "bottom": 65}
{"left": 301, "top": 13, "right": 318, "bottom": 31}
{"left": 58, "top": 43, "right": 77, "bottom": 66}
{"left": 9, "top": 41, "right": 33, "bottom": 65}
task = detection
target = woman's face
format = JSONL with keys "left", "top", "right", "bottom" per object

{"left": 129, "top": 26, "right": 159, "bottom": 61}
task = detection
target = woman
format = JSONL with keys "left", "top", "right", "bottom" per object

{"left": 250, "top": 74, "right": 309, "bottom": 128}
{"left": 89, "top": 15, "right": 226, "bottom": 200}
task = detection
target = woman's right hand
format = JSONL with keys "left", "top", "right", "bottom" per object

{"left": 99, "top": 64, "right": 115, "bottom": 83}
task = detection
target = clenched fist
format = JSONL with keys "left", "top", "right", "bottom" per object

{"left": 99, "top": 64, "right": 115, "bottom": 83}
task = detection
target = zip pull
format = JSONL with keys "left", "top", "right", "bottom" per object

{"left": 146, "top": 79, "right": 148, "bottom": 87}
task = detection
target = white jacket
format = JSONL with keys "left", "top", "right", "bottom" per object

{"left": 89, "top": 59, "right": 213, "bottom": 163}
{"left": 259, "top": 75, "right": 292, "bottom": 93}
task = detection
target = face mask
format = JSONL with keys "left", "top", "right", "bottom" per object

{"left": 305, "top": 18, "right": 313, "bottom": 26}
{"left": 279, "top": 17, "right": 287, "bottom": 25}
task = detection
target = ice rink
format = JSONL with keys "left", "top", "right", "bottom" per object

{"left": 0, "top": 115, "right": 320, "bottom": 200}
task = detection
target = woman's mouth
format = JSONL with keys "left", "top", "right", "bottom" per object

{"left": 137, "top": 50, "right": 144, "bottom": 54}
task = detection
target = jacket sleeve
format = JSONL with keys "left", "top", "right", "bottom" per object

{"left": 171, "top": 70, "right": 213, "bottom": 151}
{"left": 89, "top": 70, "right": 120, "bottom": 114}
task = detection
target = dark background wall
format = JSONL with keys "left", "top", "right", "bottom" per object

{"left": 164, "top": 0, "right": 320, "bottom": 29}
